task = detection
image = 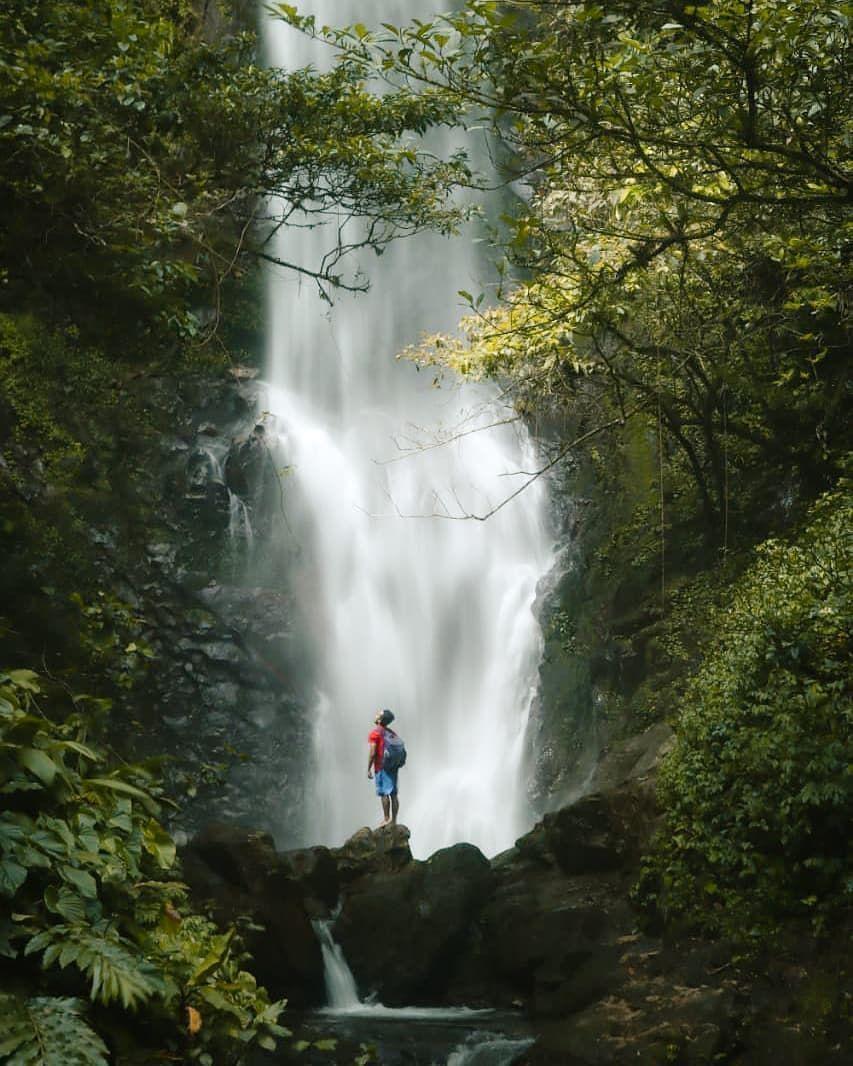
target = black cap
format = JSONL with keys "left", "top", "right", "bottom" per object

{"left": 379, "top": 708, "right": 395, "bottom": 725}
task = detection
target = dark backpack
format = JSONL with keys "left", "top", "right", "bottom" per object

{"left": 382, "top": 730, "right": 407, "bottom": 771}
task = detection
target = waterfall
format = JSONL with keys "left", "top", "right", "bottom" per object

{"left": 261, "top": 1, "right": 556, "bottom": 858}
{"left": 312, "top": 919, "right": 361, "bottom": 1010}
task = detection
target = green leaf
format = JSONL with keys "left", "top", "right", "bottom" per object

{"left": 142, "top": 824, "right": 176, "bottom": 870}
{"left": 84, "top": 777, "right": 156, "bottom": 807}
{"left": 7, "top": 670, "right": 41, "bottom": 693}
{"left": 0, "top": 858, "right": 27, "bottom": 897}
{"left": 0, "top": 994, "right": 109, "bottom": 1065}
{"left": 17, "top": 748, "right": 58, "bottom": 786}
{"left": 189, "top": 928, "right": 235, "bottom": 987}
{"left": 57, "top": 741, "right": 101, "bottom": 763}
{"left": 45, "top": 886, "right": 89, "bottom": 923}
{"left": 26, "top": 926, "right": 161, "bottom": 1008}
{"left": 60, "top": 866, "right": 98, "bottom": 900}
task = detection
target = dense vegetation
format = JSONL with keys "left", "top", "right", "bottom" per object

{"left": 642, "top": 489, "right": 851, "bottom": 939}
{"left": 0, "top": 668, "right": 288, "bottom": 1064}
{"left": 296, "top": 0, "right": 850, "bottom": 536}
{"left": 0, "top": 0, "right": 467, "bottom": 342}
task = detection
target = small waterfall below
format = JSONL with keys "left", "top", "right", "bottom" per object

{"left": 312, "top": 919, "right": 360, "bottom": 1011}
{"left": 261, "top": 1, "right": 556, "bottom": 859}
{"left": 309, "top": 919, "right": 533, "bottom": 1064}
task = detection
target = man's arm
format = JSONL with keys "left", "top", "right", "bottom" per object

{"left": 367, "top": 740, "right": 377, "bottom": 778}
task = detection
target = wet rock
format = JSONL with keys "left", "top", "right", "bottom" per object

{"left": 228, "top": 364, "right": 259, "bottom": 381}
{"left": 278, "top": 846, "right": 340, "bottom": 918}
{"left": 334, "top": 836, "right": 492, "bottom": 1005}
{"left": 476, "top": 857, "right": 632, "bottom": 1010}
{"left": 196, "top": 585, "right": 295, "bottom": 646}
{"left": 515, "top": 772, "right": 659, "bottom": 880}
{"left": 224, "top": 424, "right": 270, "bottom": 499}
{"left": 588, "top": 721, "right": 675, "bottom": 793}
{"left": 331, "top": 824, "right": 413, "bottom": 883}
{"left": 222, "top": 422, "right": 285, "bottom": 534}
{"left": 202, "top": 479, "right": 231, "bottom": 530}
{"left": 543, "top": 788, "right": 648, "bottom": 878}
{"left": 186, "top": 447, "right": 223, "bottom": 491}
{"left": 527, "top": 980, "right": 736, "bottom": 1064}
{"left": 181, "top": 822, "right": 324, "bottom": 1006}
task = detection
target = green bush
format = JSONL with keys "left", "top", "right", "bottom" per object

{"left": 0, "top": 668, "right": 288, "bottom": 1063}
{"left": 641, "top": 488, "right": 852, "bottom": 941}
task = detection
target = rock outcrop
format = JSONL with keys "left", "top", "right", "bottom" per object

{"left": 182, "top": 727, "right": 669, "bottom": 1017}
{"left": 334, "top": 839, "right": 494, "bottom": 1005}
{"left": 180, "top": 822, "right": 325, "bottom": 1007}
{"left": 182, "top": 724, "right": 850, "bottom": 1062}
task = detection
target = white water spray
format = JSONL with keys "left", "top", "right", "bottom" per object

{"left": 262, "top": 1, "right": 556, "bottom": 858}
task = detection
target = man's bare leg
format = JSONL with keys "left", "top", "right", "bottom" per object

{"left": 390, "top": 793, "right": 399, "bottom": 825}
{"left": 379, "top": 795, "right": 391, "bottom": 826}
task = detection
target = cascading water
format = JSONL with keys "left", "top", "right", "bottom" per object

{"left": 309, "top": 918, "right": 533, "bottom": 1064}
{"left": 312, "top": 919, "right": 360, "bottom": 1010}
{"left": 262, "top": 1, "right": 556, "bottom": 858}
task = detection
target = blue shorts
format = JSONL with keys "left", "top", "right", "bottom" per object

{"left": 375, "top": 768, "right": 398, "bottom": 796}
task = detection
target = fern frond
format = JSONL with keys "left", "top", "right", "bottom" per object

{"left": 25, "top": 923, "right": 164, "bottom": 1009}
{"left": 0, "top": 994, "right": 109, "bottom": 1066}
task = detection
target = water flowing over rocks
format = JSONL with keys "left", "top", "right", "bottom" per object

{"left": 223, "top": 422, "right": 284, "bottom": 536}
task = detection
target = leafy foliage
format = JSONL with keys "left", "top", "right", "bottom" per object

{"left": 0, "top": 0, "right": 468, "bottom": 344}
{"left": 309, "top": 0, "right": 851, "bottom": 539}
{"left": 0, "top": 668, "right": 289, "bottom": 1062}
{"left": 24, "top": 924, "right": 164, "bottom": 1009}
{"left": 638, "top": 489, "right": 852, "bottom": 939}
{"left": 0, "top": 995, "right": 109, "bottom": 1066}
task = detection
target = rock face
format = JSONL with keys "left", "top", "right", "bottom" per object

{"left": 2, "top": 360, "right": 309, "bottom": 842}
{"left": 223, "top": 422, "right": 284, "bottom": 536}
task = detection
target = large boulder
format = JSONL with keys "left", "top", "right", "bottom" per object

{"left": 538, "top": 781, "right": 658, "bottom": 876}
{"left": 334, "top": 839, "right": 493, "bottom": 1005}
{"left": 331, "top": 824, "right": 413, "bottom": 883}
{"left": 277, "top": 845, "right": 340, "bottom": 918}
{"left": 474, "top": 854, "right": 633, "bottom": 1016}
{"left": 181, "top": 822, "right": 324, "bottom": 1006}
{"left": 445, "top": 775, "right": 661, "bottom": 1014}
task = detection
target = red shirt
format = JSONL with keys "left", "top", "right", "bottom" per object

{"left": 368, "top": 726, "right": 393, "bottom": 771}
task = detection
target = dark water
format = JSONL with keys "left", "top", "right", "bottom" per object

{"left": 276, "top": 1008, "right": 535, "bottom": 1065}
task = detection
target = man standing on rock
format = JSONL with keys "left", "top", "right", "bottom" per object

{"left": 367, "top": 709, "right": 402, "bottom": 827}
